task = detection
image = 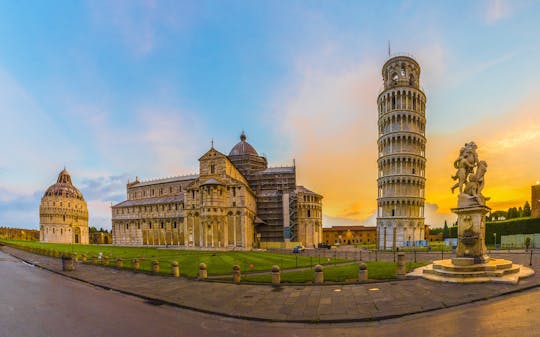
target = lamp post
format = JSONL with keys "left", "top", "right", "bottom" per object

{"left": 493, "top": 232, "right": 497, "bottom": 250}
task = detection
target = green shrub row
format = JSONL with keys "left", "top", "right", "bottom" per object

{"left": 485, "top": 217, "right": 540, "bottom": 244}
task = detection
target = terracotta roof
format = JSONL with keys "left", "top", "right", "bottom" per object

{"left": 229, "top": 132, "right": 259, "bottom": 156}
{"left": 113, "top": 195, "right": 184, "bottom": 208}
{"left": 323, "top": 226, "right": 376, "bottom": 232}
{"left": 133, "top": 175, "right": 198, "bottom": 187}
{"left": 295, "top": 185, "right": 321, "bottom": 196}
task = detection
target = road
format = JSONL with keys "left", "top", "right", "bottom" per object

{"left": 1, "top": 250, "right": 539, "bottom": 337}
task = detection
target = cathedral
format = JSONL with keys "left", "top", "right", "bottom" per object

{"left": 40, "top": 168, "right": 89, "bottom": 244}
{"left": 111, "top": 133, "right": 323, "bottom": 249}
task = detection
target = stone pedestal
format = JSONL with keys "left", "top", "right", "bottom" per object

{"left": 271, "top": 265, "right": 281, "bottom": 286}
{"left": 314, "top": 265, "right": 324, "bottom": 284}
{"left": 409, "top": 200, "right": 535, "bottom": 284}
{"left": 453, "top": 204, "right": 490, "bottom": 264}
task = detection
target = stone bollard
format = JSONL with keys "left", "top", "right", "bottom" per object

{"left": 314, "top": 264, "right": 324, "bottom": 284}
{"left": 397, "top": 252, "right": 406, "bottom": 279}
{"left": 103, "top": 256, "right": 109, "bottom": 266}
{"left": 232, "top": 265, "right": 241, "bottom": 283}
{"left": 92, "top": 256, "right": 98, "bottom": 264}
{"left": 358, "top": 263, "right": 368, "bottom": 282}
{"left": 116, "top": 258, "right": 123, "bottom": 269}
{"left": 198, "top": 263, "right": 208, "bottom": 280}
{"left": 62, "top": 255, "right": 74, "bottom": 271}
{"left": 152, "top": 260, "right": 160, "bottom": 274}
{"left": 171, "top": 261, "right": 180, "bottom": 277}
{"left": 132, "top": 258, "right": 140, "bottom": 272}
{"left": 81, "top": 254, "right": 87, "bottom": 262}
{"left": 72, "top": 252, "right": 78, "bottom": 263}
{"left": 271, "top": 265, "right": 281, "bottom": 286}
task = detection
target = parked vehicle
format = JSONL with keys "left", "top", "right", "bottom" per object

{"left": 317, "top": 243, "right": 331, "bottom": 249}
{"left": 292, "top": 245, "right": 305, "bottom": 253}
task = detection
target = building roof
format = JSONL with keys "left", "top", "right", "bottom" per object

{"left": 113, "top": 195, "right": 184, "bottom": 208}
{"left": 229, "top": 132, "right": 259, "bottom": 156}
{"left": 132, "top": 175, "right": 199, "bottom": 188}
{"left": 252, "top": 166, "right": 295, "bottom": 175}
{"left": 323, "top": 225, "right": 376, "bottom": 232}
{"left": 295, "top": 185, "right": 321, "bottom": 196}
{"left": 200, "top": 178, "right": 224, "bottom": 186}
{"left": 43, "top": 168, "right": 85, "bottom": 201}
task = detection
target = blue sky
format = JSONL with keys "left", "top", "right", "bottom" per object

{"left": 1, "top": 0, "right": 540, "bottom": 229}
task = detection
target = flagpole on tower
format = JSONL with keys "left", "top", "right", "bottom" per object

{"left": 388, "top": 41, "right": 391, "bottom": 57}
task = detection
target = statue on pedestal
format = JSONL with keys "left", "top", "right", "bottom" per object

{"left": 408, "top": 141, "right": 534, "bottom": 283}
{"left": 451, "top": 141, "right": 490, "bottom": 208}
{"left": 449, "top": 141, "right": 491, "bottom": 263}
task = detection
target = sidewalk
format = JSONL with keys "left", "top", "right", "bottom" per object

{"left": 4, "top": 246, "right": 540, "bottom": 323}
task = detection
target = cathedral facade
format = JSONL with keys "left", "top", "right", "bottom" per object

{"left": 112, "top": 133, "right": 323, "bottom": 249}
{"left": 40, "top": 168, "right": 89, "bottom": 244}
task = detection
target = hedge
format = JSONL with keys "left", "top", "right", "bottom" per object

{"left": 485, "top": 217, "right": 540, "bottom": 244}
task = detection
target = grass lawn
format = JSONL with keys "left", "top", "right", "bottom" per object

{"left": 242, "top": 261, "right": 427, "bottom": 283}
{"left": 1, "top": 240, "right": 348, "bottom": 278}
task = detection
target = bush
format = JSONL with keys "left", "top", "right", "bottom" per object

{"left": 485, "top": 217, "right": 540, "bottom": 244}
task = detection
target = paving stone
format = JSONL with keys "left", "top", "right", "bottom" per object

{"left": 5, "top": 246, "right": 540, "bottom": 323}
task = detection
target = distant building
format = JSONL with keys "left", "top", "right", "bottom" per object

{"left": 111, "top": 133, "right": 323, "bottom": 248}
{"left": 532, "top": 184, "right": 540, "bottom": 218}
{"left": 0, "top": 227, "right": 39, "bottom": 241}
{"left": 40, "top": 168, "right": 89, "bottom": 244}
{"left": 424, "top": 225, "right": 443, "bottom": 242}
{"left": 90, "top": 231, "right": 112, "bottom": 244}
{"left": 322, "top": 226, "right": 377, "bottom": 245}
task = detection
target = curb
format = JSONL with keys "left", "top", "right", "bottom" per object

{"left": 4, "top": 248, "right": 540, "bottom": 324}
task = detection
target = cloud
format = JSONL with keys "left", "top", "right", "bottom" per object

{"left": 484, "top": 0, "right": 533, "bottom": 24}
{"left": 0, "top": 190, "right": 42, "bottom": 229}
{"left": 0, "top": 68, "right": 78, "bottom": 192}
{"left": 79, "top": 174, "right": 129, "bottom": 202}
{"left": 86, "top": 1, "right": 199, "bottom": 55}
{"left": 271, "top": 31, "right": 538, "bottom": 228}
{"left": 0, "top": 174, "right": 131, "bottom": 230}
{"left": 276, "top": 57, "right": 380, "bottom": 222}
{"left": 426, "top": 93, "right": 540, "bottom": 213}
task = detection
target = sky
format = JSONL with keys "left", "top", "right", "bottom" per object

{"left": 1, "top": 0, "right": 540, "bottom": 230}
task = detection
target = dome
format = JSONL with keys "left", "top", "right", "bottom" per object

{"left": 43, "top": 168, "right": 85, "bottom": 200}
{"left": 229, "top": 132, "right": 259, "bottom": 156}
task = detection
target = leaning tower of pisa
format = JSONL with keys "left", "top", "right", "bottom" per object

{"left": 376, "top": 55, "right": 427, "bottom": 250}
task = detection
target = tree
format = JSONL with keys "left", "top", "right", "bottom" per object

{"left": 507, "top": 207, "right": 520, "bottom": 219}
{"left": 491, "top": 210, "right": 507, "bottom": 221}
{"left": 518, "top": 207, "right": 523, "bottom": 218}
{"left": 524, "top": 201, "right": 532, "bottom": 217}
{"left": 443, "top": 220, "right": 449, "bottom": 239}
{"left": 449, "top": 224, "right": 458, "bottom": 238}
{"left": 525, "top": 237, "right": 531, "bottom": 251}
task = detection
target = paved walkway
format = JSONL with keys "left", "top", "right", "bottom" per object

{"left": 4, "top": 246, "right": 540, "bottom": 323}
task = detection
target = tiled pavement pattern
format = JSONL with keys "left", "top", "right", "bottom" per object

{"left": 3, "top": 246, "right": 540, "bottom": 323}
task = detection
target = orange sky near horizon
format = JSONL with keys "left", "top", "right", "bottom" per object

{"left": 276, "top": 57, "right": 540, "bottom": 227}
